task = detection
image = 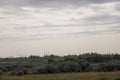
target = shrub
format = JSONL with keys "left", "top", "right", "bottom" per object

{"left": 0, "top": 70, "right": 3, "bottom": 75}
{"left": 16, "top": 70, "right": 24, "bottom": 76}
{"left": 32, "top": 66, "right": 47, "bottom": 74}
{"left": 22, "top": 68, "right": 28, "bottom": 74}
{"left": 0, "top": 66, "right": 6, "bottom": 72}
{"left": 8, "top": 68, "right": 28, "bottom": 76}
{"left": 8, "top": 71, "right": 15, "bottom": 75}
{"left": 99, "top": 77, "right": 109, "bottom": 80}
{"left": 114, "top": 77, "right": 120, "bottom": 80}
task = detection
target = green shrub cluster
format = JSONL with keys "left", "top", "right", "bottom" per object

{"left": 0, "top": 70, "right": 3, "bottom": 75}
{"left": 99, "top": 77, "right": 109, "bottom": 80}
{"left": 8, "top": 67, "right": 28, "bottom": 76}
{"left": 114, "top": 77, "right": 120, "bottom": 80}
{"left": 0, "top": 53, "right": 120, "bottom": 75}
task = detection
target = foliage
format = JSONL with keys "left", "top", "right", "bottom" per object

{"left": 114, "top": 77, "right": 120, "bottom": 80}
{"left": 99, "top": 77, "right": 109, "bottom": 80}
{"left": 8, "top": 67, "right": 28, "bottom": 76}
{"left": 0, "top": 70, "right": 3, "bottom": 75}
{"left": 15, "top": 70, "right": 24, "bottom": 76}
{"left": 0, "top": 53, "right": 120, "bottom": 75}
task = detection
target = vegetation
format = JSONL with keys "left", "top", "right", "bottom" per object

{"left": 0, "top": 70, "right": 3, "bottom": 75}
{"left": 0, "top": 53, "right": 120, "bottom": 75}
{"left": 114, "top": 77, "right": 120, "bottom": 80}
{"left": 99, "top": 77, "right": 109, "bottom": 80}
{"left": 2, "top": 72, "right": 120, "bottom": 80}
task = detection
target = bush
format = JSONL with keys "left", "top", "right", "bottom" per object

{"left": 16, "top": 70, "right": 24, "bottom": 76}
{"left": 22, "top": 68, "right": 28, "bottom": 74}
{"left": 0, "top": 70, "right": 3, "bottom": 75}
{"left": 8, "top": 71, "right": 15, "bottom": 75}
{"left": 0, "top": 66, "right": 6, "bottom": 72}
{"left": 5, "top": 65, "right": 15, "bottom": 72}
{"left": 114, "top": 77, "right": 120, "bottom": 80}
{"left": 8, "top": 67, "right": 28, "bottom": 76}
{"left": 32, "top": 66, "right": 47, "bottom": 74}
{"left": 99, "top": 77, "right": 109, "bottom": 80}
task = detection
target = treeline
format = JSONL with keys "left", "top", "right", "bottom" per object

{"left": 0, "top": 53, "right": 120, "bottom": 76}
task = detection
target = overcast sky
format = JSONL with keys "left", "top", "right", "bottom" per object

{"left": 0, "top": 0, "right": 120, "bottom": 57}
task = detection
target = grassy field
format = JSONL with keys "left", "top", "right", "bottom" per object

{"left": 1, "top": 72, "right": 120, "bottom": 80}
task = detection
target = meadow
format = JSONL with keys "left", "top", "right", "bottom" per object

{"left": 2, "top": 72, "right": 120, "bottom": 80}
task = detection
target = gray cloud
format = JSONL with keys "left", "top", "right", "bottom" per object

{"left": 0, "top": 0, "right": 119, "bottom": 8}
{"left": 0, "top": 0, "right": 120, "bottom": 40}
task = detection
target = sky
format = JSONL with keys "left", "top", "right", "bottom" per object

{"left": 0, "top": 0, "right": 120, "bottom": 57}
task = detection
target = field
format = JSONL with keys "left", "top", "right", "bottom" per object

{"left": 0, "top": 54, "right": 120, "bottom": 80}
{"left": 2, "top": 72, "right": 120, "bottom": 80}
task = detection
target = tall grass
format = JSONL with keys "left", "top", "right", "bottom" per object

{"left": 2, "top": 71, "right": 120, "bottom": 80}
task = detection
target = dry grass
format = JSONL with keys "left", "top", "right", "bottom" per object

{"left": 2, "top": 71, "right": 120, "bottom": 80}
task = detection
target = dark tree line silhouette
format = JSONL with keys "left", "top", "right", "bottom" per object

{"left": 0, "top": 53, "right": 120, "bottom": 76}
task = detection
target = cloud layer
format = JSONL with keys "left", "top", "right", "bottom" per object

{"left": 0, "top": 0, "right": 120, "bottom": 40}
